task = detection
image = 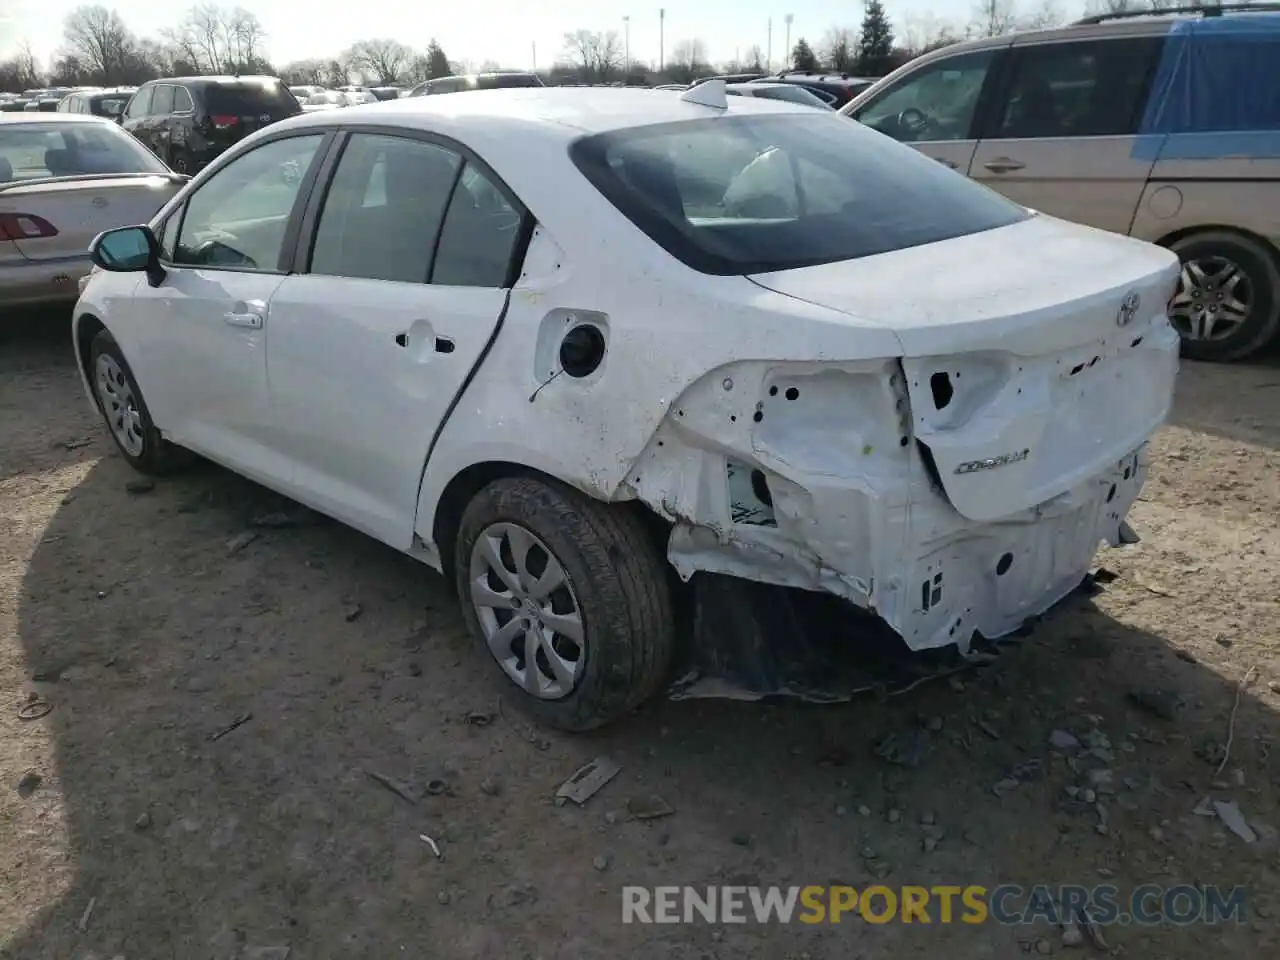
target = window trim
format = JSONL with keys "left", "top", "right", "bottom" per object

{"left": 167, "top": 130, "right": 338, "bottom": 276}
{"left": 976, "top": 35, "right": 1166, "bottom": 142}
{"left": 173, "top": 85, "right": 195, "bottom": 115}
{"left": 124, "top": 84, "right": 153, "bottom": 120}
{"left": 852, "top": 44, "right": 1012, "bottom": 142}
{"left": 149, "top": 83, "right": 176, "bottom": 117}
{"left": 291, "top": 123, "right": 535, "bottom": 289}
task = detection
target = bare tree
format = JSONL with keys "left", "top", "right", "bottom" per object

{"left": 1022, "top": 0, "right": 1066, "bottom": 27}
{"left": 902, "top": 12, "right": 963, "bottom": 53}
{"left": 346, "top": 38, "right": 413, "bottom": 85}
{"left": 821, "top": 27, "right": 859, "bottom": 72}
{"left": 163, "top": 4, "right": 269, "bottom": 74}
{"left": 561, "top": 29, "right": 623, "bottom": 82}
{"left": 279, "top": 58, "right": 327, "bottom": 85}
{"left": 667, "top": 38, "right": 709, "bottom": 83}
{"left": 972, "top": 0, "right": 1020, "bottom": 36}
{"left": 1082, "top": 0, "right": 1144, "bottom": 13}
{"left": 62, "top": 5, "right": 138, "bottom": 83}
{"left": 744, "top": 44, "right": 764, "bottom": 71}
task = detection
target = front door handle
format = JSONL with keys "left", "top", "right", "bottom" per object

{"left": 223, "top": 299, "right": 266, "bottom": 329}
{"left": 983, "top": 157, "right": 1025, "bottom": 173}
{"left": 395, "top": 331, "right": 455, "bottom": 354}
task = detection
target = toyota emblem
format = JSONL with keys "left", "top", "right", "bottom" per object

{"left": 1116, "top": 291, "right": 1141, "bottom": 327}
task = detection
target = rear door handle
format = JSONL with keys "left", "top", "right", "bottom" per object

{"left": 396, "top": 331, "right": 454, "bottom": 353}
{"left": 983, "top": 157, "right": 1025, "bottom": 173}
{"left": 935, "top": 157, "right": 959, "bottom": 169}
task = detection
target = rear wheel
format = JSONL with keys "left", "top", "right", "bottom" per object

{"left": 454, "top": 476, "right": 675, "bottom": 732}
{"left": 88, "top": 329, "right": 188, "bottom": 475}
{"left": 1168, "top": 231, "right": 1280, "bottom": 362}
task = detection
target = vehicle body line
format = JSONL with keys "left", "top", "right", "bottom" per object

{"left": 411, "top": 287, "right": 516, "bottom": 535}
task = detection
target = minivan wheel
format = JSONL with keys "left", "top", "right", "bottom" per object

{"left": 454, "top": 476, "right": 675, "bottom": 732}
{"left": 88, "top": 329, "right": 188, "bottom": 474}
{"left": 1168, "top": 231, "right": 1280, "bottom": 362}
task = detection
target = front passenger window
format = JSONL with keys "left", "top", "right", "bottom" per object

{"left": 856, "top": 50, "right": 996, "bottom": 143}
{"left": 174, "top": 134, "right": 323, "bottom": 271}
{"left": 124, "top": 86, "right": 152, "bottom": 119}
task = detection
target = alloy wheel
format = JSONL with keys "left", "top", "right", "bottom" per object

{"left": 1168, "top": 255, "right": 1253, "bottom": 342}
{"left": 468, "top": 521, "right": 586, "bottom": 700}
{"left": 93, "top": 353, "right": 145, "bottom": 457}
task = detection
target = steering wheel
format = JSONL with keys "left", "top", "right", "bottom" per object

{"left": 898, "top": 107, "right": 931, "bottom": 134}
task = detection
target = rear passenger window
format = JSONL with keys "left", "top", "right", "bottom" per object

{"left": 151, "top": 85, "right": 175, "bottom": 116}
{"left": 310, "top": 134, "right": 460, "bottom": 283}
{"left": 431, "top": 164, "right": 523, "bottom": 287}
{"left": 992, "top": 38, "right": 1162, "bottom": 139}
{"left": 174, "top": 87, "right": 194, "bottom": 112}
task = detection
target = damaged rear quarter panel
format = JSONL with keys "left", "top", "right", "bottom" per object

{"left": 623, "top": 358, "right": 921, "bottom": 610}
{"left": 412, "top": 223, "right": 905, "bottom": 566}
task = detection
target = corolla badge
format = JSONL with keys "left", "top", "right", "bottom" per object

{"left": 954, "top": 449, "right": 1030, "bottom": 475}
{"left": 1116, "top": 291, "right": 1141, "bottom": 327}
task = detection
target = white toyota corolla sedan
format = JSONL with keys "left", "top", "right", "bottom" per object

{"left": 73, "top": 82, "right": 1181, "bottom": 730}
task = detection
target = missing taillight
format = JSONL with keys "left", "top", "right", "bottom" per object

{"left": 210, "top": 114, "right": 239, "bottom": 129}
{"left": 0, "top": 213, "right": 58, "bottom": 241}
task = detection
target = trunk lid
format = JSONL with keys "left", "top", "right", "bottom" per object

{"left": 0, "top": 174, "right": 182, "bottom": 261}
{"left": 749, "top": 215, "right": 1182, "bottom": 522}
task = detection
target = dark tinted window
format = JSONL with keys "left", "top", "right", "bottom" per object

{"left": 173, "top": 87, "right": 194, "bottom": 112}
{"left": 150, "top": 84, "right": 175, "bottom": 115}
{"left": 431, "top": 164, "right": 524, "bottom": 286}
{"left": 96, "top": 94, "right": 130, "bottom": 117}
{"left": 475, "top": 73, "right": 543, "bottom": 90}
{"left": 992, "top": 38, "right": 1161, "bottom": 139}
{"left": 310, "top": 134, "right": 461, "bottom": 283}
{"left": 571, "top": 113, "right": 1028, "bottom": 276}
{"left": 204, "top": 81, "right": 299, "bottom": 119}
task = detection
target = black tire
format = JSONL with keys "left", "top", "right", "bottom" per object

{"left": 454, "top": 476, "right": 675, "bottom": 732}
{"left": 87, "top": 329, "right": 188, "bottom": 475}
{"left": 1169, "top": 231, "right": 1280, "bottom": 363}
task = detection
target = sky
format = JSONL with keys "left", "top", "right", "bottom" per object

{"left": 0, "top": 0, "right": 1086, "bottom": 70}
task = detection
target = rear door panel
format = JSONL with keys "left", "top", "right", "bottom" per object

{"left": 969, "top": 36, "right": 1164, "bottom": 235}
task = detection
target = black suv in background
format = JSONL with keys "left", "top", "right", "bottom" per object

{"left": 121, "top": 76, "right": 301, "bottom": 173}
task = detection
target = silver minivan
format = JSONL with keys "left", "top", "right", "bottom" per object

{"left": 842, "top": 5, "right": 1280, "bottom": 362}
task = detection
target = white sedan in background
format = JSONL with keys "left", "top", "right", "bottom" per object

{"left": 73, "top": 83, "right": 1180, "bottom": 730}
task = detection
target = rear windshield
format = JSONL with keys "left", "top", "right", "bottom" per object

{"left": 204, "top": 81, "right": 300, "bottom": 118}
{"left": 95, "top": 95, "right": 130, "bottom": 116}
{"left": 0, "top": 121, "right": 169, "bottom": 180}
{"left": 569, "top": 113, "right": 1029, "bottom": 275}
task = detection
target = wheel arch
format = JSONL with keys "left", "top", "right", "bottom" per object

{"left": 430, "top": 460, "right": 673, "bottom": 587}
{"left": 74, "top": 312, "right": 107, "bottom": 401}
{"left": 1153, "top": 223, "right": 1280, "bottom": 270}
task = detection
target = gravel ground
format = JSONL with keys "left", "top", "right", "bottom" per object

{"left": 1, "top": 313, "right": 1278, "bottom": 959}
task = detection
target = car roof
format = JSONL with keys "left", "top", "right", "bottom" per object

{"left": 148, "top": 75, "right": 283, "bottom": 86}
{"left": 0, "top": 112, "right": 115, "bottom": 125}
{"left": 276, "top": 85, "right": 812, "bottom": 138}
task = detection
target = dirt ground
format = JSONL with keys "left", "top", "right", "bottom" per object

{"left": 1, "top": 312, "right": 1278, "bottom": 960}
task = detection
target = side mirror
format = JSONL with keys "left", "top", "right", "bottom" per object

{"left": 90, "top": 225, "right": 165, "bottom": 287}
